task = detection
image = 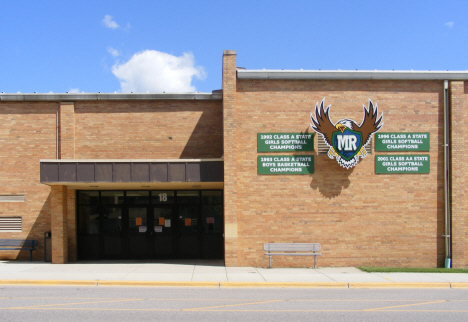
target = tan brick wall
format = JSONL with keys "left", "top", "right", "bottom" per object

{"left": 230, "top": 78, "right": 446, "bottom": 268}
{"left": 67, "top": 189, "right": 77, "bottom": 261}
{"left": 1, "top": 98, "right": 223, "bottom": 262}
{"left": 451, "top": 81, "right": 467, "bottom": 268}
{"left": 0, "top": 102, "right": 55, "bottom": 261}
{"left": 59, "top": 102, "right": 75, "bottom": 159}
{"left": 0, "top": 65, "right": 464, "bottom": 269}
{"left": 74, "top": 100, "right": 223, "bottom": 159}
{"left": 223, "top": 51, "right": 239, "bottom": 266}
{"left": 51, "top": 185, "right": 67, "bottom": 264}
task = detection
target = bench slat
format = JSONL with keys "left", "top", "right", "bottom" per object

{"left": 0, "top": 239, "right": 39, "bottom": 261}
{"left": 264, "top": 243, "right": 320, "bottom": 252}
{"left": 264, "top": 243, "right": 322, "bottom": 268}
{"left": 264, "top": 253, "right": 321, "bottom": 256}
{"left": 0, "top": 239, "right": 38, "bottom": 248}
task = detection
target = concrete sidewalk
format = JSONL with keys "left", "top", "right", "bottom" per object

{"left": 1, "top": 260, "right": 468, "bottom": 288}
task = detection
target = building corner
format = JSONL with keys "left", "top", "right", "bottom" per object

{"left": 222, "top": 50, "right": 239, "bottom": 267}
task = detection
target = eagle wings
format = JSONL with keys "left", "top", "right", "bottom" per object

{"left": 354, "top": 100, "right": 384, "bottom": 147}
{"left": 310, "top": 99, "right": 384, "bottom": 168}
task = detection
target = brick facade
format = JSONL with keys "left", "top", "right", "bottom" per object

{"left": 51, "top": 185, "right": 67, "bottom": 264}
{"left": 451, "top": 81, "right": 467, "bottom": 268}
{"left": 67, "top": 188, "right": 77, "bottom": 261}
{"left": 0, "top": 98, "right": 222, "bottom": 262}
{"left": 0, "top": 51, "right": 467, "bottom": 268}
{"left": 74, "top": 100, "right": 222, "bottom": 159}
{"left": 59, "top": 102, "right": 75, "bottom": 159}
{"left": 233, "top": 78, "right": 446, "bottom": 267}
{"left": 0, "top": 102, "right": 55, "bottom": 261}
{"left": 223, "top": 50, "right": 239, "bottom": 266}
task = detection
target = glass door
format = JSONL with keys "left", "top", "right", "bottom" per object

{"left": 127, "top": 206, "right": 150, "bottom": 258}
{"left": 101, "top": 207, "right": 123, "bottom": 259}
{"left": 77, "top": 190, "right": 224, "bottom": 260}
{"left": 177, "top": 191, "right": 201, "bottom": 258}
{"left": 97, "top": 191, "right": 124, "bottom": 259}
{"left": 177, "top": 205, "right": 200, "bottom": 258}
{"left": 152, "top": 206, "right": 175, "bottom": 258}
{"left": 201, "top": 191, "right": 224, "bottom": 259}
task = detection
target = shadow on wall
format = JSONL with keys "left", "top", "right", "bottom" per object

{"left": 72, "top": 100, "right": 223, "bottom": 159}
{"left": 180, "top": 106, "right": 223, "bottom": 159}
{"left": 19, "top": 191, "right": 51, "bottom": 261}
{"left": 310, "top": 157, "right": 353, "bottom": 198}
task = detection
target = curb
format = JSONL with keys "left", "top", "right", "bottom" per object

{"left": 451, "top": 283, "right": 468, "bottom": 288}
{"left": 0, "top": 280, "right": 97, "bottom": 286}
{"left": 0, "top": 280, "right": 218, "bottom": 287}
{"left": 220, "top": 282, "right": 348, "bottom": 288}
{"left": 349, "top": 282, "right": 451, "bottom": 288}
{"left": 1, "top": 280, "right": 467, "bottom": 288}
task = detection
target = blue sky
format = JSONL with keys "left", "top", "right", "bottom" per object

{"left": 1, "top": 0, "right": 466, "bottom": 94}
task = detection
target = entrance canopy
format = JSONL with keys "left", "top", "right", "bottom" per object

{"left": 40, "top": 159, "right": 224, "bottom": 190}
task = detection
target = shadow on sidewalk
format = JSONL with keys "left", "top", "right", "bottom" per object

{"left": 1, "top": 259, "right": 225, "bottom": 267}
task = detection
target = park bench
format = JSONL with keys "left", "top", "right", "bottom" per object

{"left": 0, "top": 239, "right": 38, "bottom": 261}
{"left": 264, "top": 243, "right": 321, "bottom": 268}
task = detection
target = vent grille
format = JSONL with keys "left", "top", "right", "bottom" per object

{"left": 317, "top": 138, "right": 373, "bottom": 155}
{"left": 0, "top": 195, "right": 25, "bottom": 202}
{"left": 0, "top": 217, "right": 22, "bottom": 232}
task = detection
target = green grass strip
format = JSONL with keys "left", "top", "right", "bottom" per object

{"left": 358, "top": 267, "right": 468, "bottom": 273}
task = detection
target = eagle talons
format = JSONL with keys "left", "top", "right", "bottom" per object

{"left": 328, "top": 147, "right": 340, "bottom": 159}
{"left": 356, "top": 146, "right": 367, "bottom": 158}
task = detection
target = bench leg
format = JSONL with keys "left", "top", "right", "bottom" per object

{"left": 29, "top": 250, "right": 32, "bottom": 261}
{"left": 268, "top": 254, "right": 271, "bottom": 268}
{"left": 314, "top": 255, "right": 317, "bottom": 269}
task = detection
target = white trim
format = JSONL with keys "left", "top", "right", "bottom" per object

{"left": 0, "top": 92, "right": 222, "bottom": 101}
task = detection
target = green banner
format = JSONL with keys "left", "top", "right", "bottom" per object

{"left": 258, "top": 155, "right": 314, "bottom": 175}
{"left": 374, "top": 132, "right": 430, "bottom": 151}
{"left": 258, "top": 133, "right": 314, "bottom": 152}
{"left": 375, "top": 155, "right": 430, "bottom": 174}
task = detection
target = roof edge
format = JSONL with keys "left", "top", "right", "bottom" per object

{"left": 237, "top": 69, "right": 468, "bottom": 80}
{"left": 0, "top": 92, "right": 222, "bottom": 102}
{"left": 40, "top": 158, "right": 224, "bottom": 163}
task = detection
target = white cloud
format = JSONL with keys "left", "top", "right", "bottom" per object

{"left": 103, "top": 15, "right": 119, "bottom": 29}
{"left": 445, "top": 21, "right": 454, "bottom": 28}
{"left": 68, "top": 88, "right": 81, "bottom": 93}
{"left": 107, "top": 46, "right": 120, "bottom": 57}
{"left": 111, "top": 50, "right": 206, "bottom": 93}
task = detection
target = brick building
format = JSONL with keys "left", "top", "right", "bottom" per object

{"left": 0, "top": 50, "right": 467, "bottom": 268}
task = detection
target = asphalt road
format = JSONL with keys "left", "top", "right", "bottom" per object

{"left": 1, "top": 285, "right": 467, "bottom": 321}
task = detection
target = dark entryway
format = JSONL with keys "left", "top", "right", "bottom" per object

{"left": 77, "top": 190, "right": 224, "bottom": 260}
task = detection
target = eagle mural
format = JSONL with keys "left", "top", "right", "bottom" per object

{"left": 310, "top": 99, "right": 384, "bottom": 169}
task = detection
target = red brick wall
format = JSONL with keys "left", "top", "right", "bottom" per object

{"left": 231, "top": 78, "right": 447, "bottom": 267}
{"left": 0, "top": 102, "right": 55, "bottom": 260}
{"left": 74, "top": 100, "right": 223, "bottom": 159}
